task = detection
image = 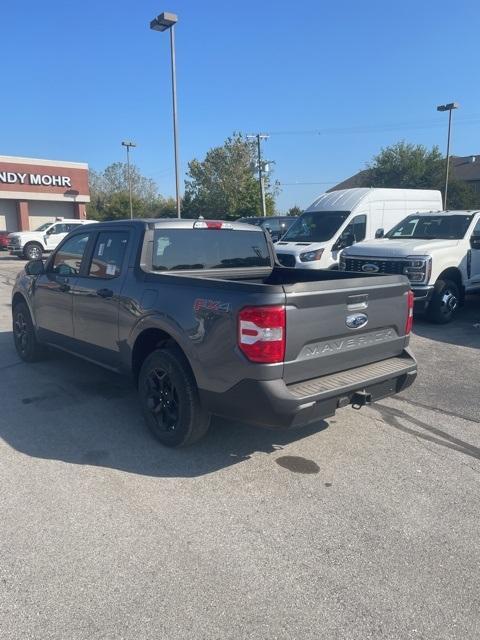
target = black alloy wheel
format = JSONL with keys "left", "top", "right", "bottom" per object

{"left": 145, "top": 367, "right": 180, "bottom": 433}
{"left": 138, "top": 347, "right": 210, "bottom": 447}
{"left": 13, "top": 302, "right": 45, "bottom": 361}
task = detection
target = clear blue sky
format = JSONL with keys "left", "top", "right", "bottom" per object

{"left": 2, "top": 0, "right": 479, "bottom": 211}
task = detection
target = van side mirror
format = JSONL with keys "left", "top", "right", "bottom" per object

{"left": 375, "top": 228, "right": 385, "bottom": 239}
{"left": 470, "top": 235, "right": 480, "bottom": 249}
{"left": 334, "top": 231, "right": 355, "bottom": 251}
{"left": 25, "top": 259, "right": 45, "bottom": 276}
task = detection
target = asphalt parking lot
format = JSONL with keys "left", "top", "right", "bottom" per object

{"left": 0, "top": 254, "right": 479, "bottom": 640}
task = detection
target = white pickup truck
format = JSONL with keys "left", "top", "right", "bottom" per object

{"left": 8, "top": 218, "right": 96, "bottom": 260}
{"left": 339, "top": 210, "right": 480, "bottom": 323}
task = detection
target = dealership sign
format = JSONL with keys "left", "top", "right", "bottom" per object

{"left": 0, "top": 171, "right": 72, "bottom": 187}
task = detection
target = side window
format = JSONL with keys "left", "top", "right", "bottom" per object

{"left": 339, "top": 215, "right": 367, "bottom": 247}
{"left": 51, "top": 233, "right": 90, "bottom": 276}
{"left": 264, "top": 219, "right": 281, "bottom": 233}
{"left": 472, "top": 219, "right": 480, "bottom": 236}
{"left": 47, "top": 223, "right": 70, "bottom": 235}
{"left": 350, "top": 215, "right": 367, "bottom": 242}
{"left": 88, "top": 231, "right": 129, "bottom": 279}
{"left": 65, "top": 223, "right": 81, "bottom": 232}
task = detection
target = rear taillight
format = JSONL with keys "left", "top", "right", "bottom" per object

{"left": 405, "top": 290, "right": 414, "bottom": 335}
{"left": 238, "top": 306, "right": 286, "bottom": 363}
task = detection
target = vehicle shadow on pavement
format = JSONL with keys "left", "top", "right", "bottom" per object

{"left": 413, "top": 294, "right": 480, "bottom": 349}
{"left": 0, "top": 332, "right": 327, "bottom": 478}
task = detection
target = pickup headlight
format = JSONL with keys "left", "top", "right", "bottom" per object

{"left": 299, "top": 249, "right": 324, "bottom": 262}
{"left": 403, "top": 256, "right": 432, "bottom": 284}
{"left": 338, "top": 252, "right": 346, "bottom": 271}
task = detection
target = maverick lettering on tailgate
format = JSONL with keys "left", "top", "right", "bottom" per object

{"left": 300, "top": 328, "right": 396, "bottom": 358}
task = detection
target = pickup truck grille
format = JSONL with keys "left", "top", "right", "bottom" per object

{"left": 276, "top": 253, "right": 296, "bottom": 268}
{"left": 287, "top": 355, "right": 415, "bottom": 398}
{"left": 344, "top": 257, "right": 405, "bottom": 275}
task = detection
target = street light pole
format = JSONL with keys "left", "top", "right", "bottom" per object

{"left": 121, "top": 140, "right": 136, "bottom": 219}
{"left": 437, "top": 102, "right": 459, "bottom": 210}
{"left": 150, "top": 12, "right": 181, "bottom": 218}
{"left": 248, "top": 133, "right": 268, "bottom": 217}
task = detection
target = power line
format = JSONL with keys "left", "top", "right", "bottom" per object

{"left": 278, "top": 181, "right": 340, "bottom": 186}
{"left": 266, "top": 115, "right": 480, "bottom": 137}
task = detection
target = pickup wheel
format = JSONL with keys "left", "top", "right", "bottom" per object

{"left": 138, "top": 348, "right": 210, "bottom": 447}
{"left": 12, "top": 302, "right": 46, "bottom": 362}
{"left": 427, "top": 279, "right": 460, "bottom": 324}
{"left": 23, "top": 242, "right": 43, "bottom": 260}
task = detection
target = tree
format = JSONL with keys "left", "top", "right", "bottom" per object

{"left": 88, "top": 162, "right": 173, "bottom": 220}
{"left": 183, "top": 133, "right": 278, "bottom": 219}
{"left": 287, "top": 205, "right": 303, "bottom": 216}
{"left": 359, "top": 141, "right": 479, "bottom": 208}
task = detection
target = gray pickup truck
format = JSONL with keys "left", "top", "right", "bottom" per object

{"left": 12, "top": 219, "right": 417, "bottom": 447}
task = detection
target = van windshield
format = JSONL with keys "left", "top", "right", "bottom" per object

{"left": 282, "top": 211, "right": 350, "bottom": 243}
{"left": 386, "top": 214, "right": 473, "bottom": 240}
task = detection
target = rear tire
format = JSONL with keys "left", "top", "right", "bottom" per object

{"left": 427, "top": 279, "right": 460, "bottom": 324}
{"left": 12, "top": 302, "right": 46, "bottom": 362}
{"left": 138, "top": 347, "right": 210, "bottom": 447}
{"left": 23, "top": 242, "right": 43, "bottom": 260}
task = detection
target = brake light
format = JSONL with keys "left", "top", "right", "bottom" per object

{"left": 193, "top": 220, "right": 233, "bottom": 230}
{"left": 405, "top": 290, "right": 414, "bottom": 335}
{"left": 238, "top": 306, "right": 286, "bottom": 363}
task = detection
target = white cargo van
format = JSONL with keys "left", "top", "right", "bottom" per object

{"left": 275, "top": 188, "right": 442, "bottom": 269}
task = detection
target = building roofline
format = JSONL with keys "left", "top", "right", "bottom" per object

{"left": 0, "top": 155, "right": 88, "bottom": 170}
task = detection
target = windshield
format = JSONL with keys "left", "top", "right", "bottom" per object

{"left": 282, "top": 211, "right": 350, "bottom": 243}
{"left": 34, "top": 222, "right": 52, "bottom": 232}
{"left": 386, "top": 214, "right": 473, "bottom": 240}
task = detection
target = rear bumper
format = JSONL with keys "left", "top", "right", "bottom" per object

{"left": 200, "top": 350, "right": 417, "bottom": 429}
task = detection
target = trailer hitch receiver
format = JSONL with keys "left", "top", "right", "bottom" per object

{"left": 351, "top": 391, "right": 372, "bottom": 410}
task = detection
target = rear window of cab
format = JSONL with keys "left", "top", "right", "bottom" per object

{"left": 152, "top": 229, "right": 270, "bottom": 271}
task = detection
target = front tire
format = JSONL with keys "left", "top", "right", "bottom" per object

{"left": 138, "top": 347, "right": 210, "bottom": 447}
{"left": 23, "top": 242, "right": 43, "bottom": 260}
{"left": 12, "top": 302, "right": 45, "bottom": 362}
{"left": 427, "top": 279, "right": 460, "bottom": 324}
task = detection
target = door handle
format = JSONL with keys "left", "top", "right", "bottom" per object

{"left": 97, "top": 288, "right": 114, "bottom": 298}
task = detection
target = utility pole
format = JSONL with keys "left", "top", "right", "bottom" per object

{"left": 150, "top": 12, "right": 181, "bottom": 218}
{"left": 248, "top": 133, "right": 269, "bottom": 216}
{"left": 121, "top": 140, "right": 136, "bottom": 219}
{"left": 436, "top": 102, "right": 459, "bottom": 210}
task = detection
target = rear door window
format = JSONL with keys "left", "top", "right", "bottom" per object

{"left": 152, "top": 229, "right": 270, "bottom": 271}
{"left": 88, "top": 231, "right": 129, "bottom": 278}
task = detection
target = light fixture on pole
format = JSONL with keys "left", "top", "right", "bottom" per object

{"left": 247, "top": 133, "right": 269, "bottom": 217}
{"left": 150, "top": 11, "right": 181, "bottom": 218}
{"left": 436, "top": 102, "right": 459, "bottom": 210}
{"left": 121, "top": 140, "right": 136, "bottom": 219}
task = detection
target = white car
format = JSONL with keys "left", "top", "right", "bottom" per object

{"left": 339, "top": 210, "right": 480, "bottom": 323}
{"left": 275, "top": 188, "right": 442, "bottom": 269}
{"left": 8, "top": 218, "right": 97, "bottom": 260}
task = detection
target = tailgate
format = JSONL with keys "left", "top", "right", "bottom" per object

{"left": 283, "top": 275, "right": 410, "bottom": 384}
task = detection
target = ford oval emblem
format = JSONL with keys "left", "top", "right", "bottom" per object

{"left": 361, "top": 263, "right": 380, "bottom": 273}
{"left": 346, "top": 313, "right": 368, "bottom": 329}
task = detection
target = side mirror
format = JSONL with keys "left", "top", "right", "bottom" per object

{"left": 25, "top": 259, "right": 45, "bottom": 276}
{"left": 375, "top": 228, "right": 385, "bottom": 239}
{"left": 470, "top": 235, "right": 480, "bottom": 249}
{"left": 335, "top": 232, "right": 355, "bottom": 250}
